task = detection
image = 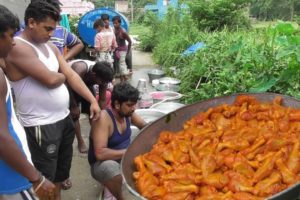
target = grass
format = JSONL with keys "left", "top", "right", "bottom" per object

{"left": 129, "top": 23, "right": 150, "bottom": 35}
{"left": 251, "top": 19, "right": 299, "bottom": 29}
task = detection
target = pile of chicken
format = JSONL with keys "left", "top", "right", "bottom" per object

{"left": 133, "top": 95, "right": 300, "bottom": 200}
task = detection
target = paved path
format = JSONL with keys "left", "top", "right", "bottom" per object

{"left": 61, "top": 49, "right": 157, "bottom": 200}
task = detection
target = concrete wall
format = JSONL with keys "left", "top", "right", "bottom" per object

{"left": 0, "top": 0, "right": 30, "bottom": 21}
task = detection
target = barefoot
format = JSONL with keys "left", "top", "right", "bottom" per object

{"left": 61, "top": 178, "right": 72, "bottom": 190}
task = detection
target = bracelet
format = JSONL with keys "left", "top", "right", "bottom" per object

{"left": 30, "top": 171, "right": 42, "bottom": 184}
{"left": 34, "top": 176, "right": 46, "bottom": 193}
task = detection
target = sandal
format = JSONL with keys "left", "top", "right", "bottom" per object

{"left": 61, "top": 178, "right": 72, "bottom": 190}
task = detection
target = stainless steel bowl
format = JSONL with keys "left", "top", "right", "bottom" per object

{"left": 147, "top": 69, "right": 165, "bottom": 83}
{"left": 122, "top": 93, "right": 300, "bottom": 200}
{"left": 156, "top": 83, "right": 180, "bottom": 92}
{"left": 130, "top": 109, "right": 165, "bottom": 142}
{"left": 150, "top": 91, "right": 182, "bottom": 103}
{"left": 159, "top": 77, "right": 181, "bottom": 85}
{"left": 150, "top": 102, "right": 185, "bottom": 114}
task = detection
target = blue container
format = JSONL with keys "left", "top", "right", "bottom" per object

{"left": 78, "top": 8, "right": 129, "bottom": 47}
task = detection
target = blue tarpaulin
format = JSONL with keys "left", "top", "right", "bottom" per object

{"left": 181, "top": 42, "right": 205, "bottom": 56}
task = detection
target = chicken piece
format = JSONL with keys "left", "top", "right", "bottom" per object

{"left": 201, "top": 173, "right": 229, "bottom": 189}
{"left": 275, "top": 158, "right": 295, "bottom": 184}
{"left": 161, "top": 146, "right": 175, "bottom": 163}
{"left": 201, "top": 153, "right": 217, "bottom": 177}
{"left": 162, "top": 192, "right": 191, "bottom": 200}
{"left": 233, "top": 155, "right": 255, "bottom": 179}
{"left": 195, "top": 191, "right": 233, "bottom": 200}
{"left": 198, "top": 185, "right": 218, "bottom": 196}
{"left": 161, "top": 166, "right": 200, "bottom": 185}
{"left": 263, "top": 183, "right": 287, "bottom": 197}
{"left": 189, "top": 146, "right": 201, "bottom": 168}
{"left": 254, "top": 171, "right": 282, "bottom": 196}
{"left": 134, "top": 155, "right": 146, "bottom": 172}
{"left": 233, "top": 192, "right": 263, "bottom": 200}
{"left": 226, "top": 171, "right": 254, "bottom": 193}
{"left": 242, "top": 137, "right": 266, "bottom": 156}
{"left": 211, "top": 112, "right": 232, "bottom": 130}
{"left": 253, "top": 154, "right": 276, "bottom": 183}
{"left": 289, "top": 110, "right": 300, "bottom": 121}
{"left": 143, "top": 156, "right": 166, "bottom": 175}
{"left": 164, "top": 180, "right": 199, "bottom": 194}
{"left": 265, "top": 137, "right": 290, "bottom": 152}
{"left": 136, "top": 169, "right": 160, "bottom": 198}
{"left": 158, "top": 131, "right": 174, "bottom": 144}
{"left": 147, "top": 154, "right": 172, "bottom": 172}
{"left": 234, "top": 95, "right": 258, "bottom": 106}
{"left": 217, "top": 139, "right": 250, "bottom": 151}
{"left": 287, "top": 140, "right": 300, "bottom": 174}
{"left": 148, "top": 187, "right": 167, "bottom": 199}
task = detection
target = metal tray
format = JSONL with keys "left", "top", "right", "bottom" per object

{"left": 121, "top": 93, "right": 300, "bottom": 200}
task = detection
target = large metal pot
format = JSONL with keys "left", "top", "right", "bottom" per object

{"left": 147, "top": 69, "right": 165, "bottom": 83}
{"left": 121, "top": 93, "right": 300, "bottom": 200}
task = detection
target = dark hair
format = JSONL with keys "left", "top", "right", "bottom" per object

{"left": 92, "top": 61, "right": 114, "bottom": 83}
{"left": 112, "top": 15, "right": 121, "bottom": 23}
{"left": 93, "top": 18, "right": 105, "bottom": 29}
{"left": 101, "top": 14, "right": 109, "bottom": 21}
{"left": 111, "top": 83, "right": 139, "bottom": 108}
{"left": 0, "top": 5, "right": 20, "bottom": 35}
{"left": 25, "top": 0, "right": 61, "bottom": 26}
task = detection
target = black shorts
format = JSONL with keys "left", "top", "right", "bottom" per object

{"left": 24, "top": 115, "right": 75, "bottom": 182}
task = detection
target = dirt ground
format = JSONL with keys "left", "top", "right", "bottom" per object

{"left": 61, "top": 49, "right": 157, "bottom": 200}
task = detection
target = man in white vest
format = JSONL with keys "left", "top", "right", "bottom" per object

{"left": 4, "top": 1, "right": 100, "bottom": 199}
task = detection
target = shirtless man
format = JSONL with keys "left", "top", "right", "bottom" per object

{"left": 4, "top": 1, "right": 100, "bottom": 199}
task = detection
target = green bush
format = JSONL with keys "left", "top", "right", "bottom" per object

{"left": 188, "top": 0, "right": 251, "bottom": 31}
{"left": 69, "top": 15, "right": 80, "bottom": 38}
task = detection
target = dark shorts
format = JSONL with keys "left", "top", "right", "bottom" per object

{"left": 24, "top": 115, "right": 75, "bottom": 183}
{"left": 0, "top": 188, "right": 38, "bottom": 200}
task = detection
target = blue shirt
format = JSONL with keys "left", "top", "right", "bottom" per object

{"left": 0, "top": 77, "right": 32, "bottom": 194}
{"left": 50, "top": 25, "right": 79, "bottom": 53}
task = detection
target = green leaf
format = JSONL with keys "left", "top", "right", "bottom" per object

{"left": 274, "top": 22, "right": 296, "bottom": 35}
{"left": 249, "top": 77, "right": 278, "bottom": 92}
{"left": 280, "top": 65, "right": 299, "bottom": 82}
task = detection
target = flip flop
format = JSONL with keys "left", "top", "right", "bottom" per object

{"left": 61, "top": 178, "right": 72, "bottom": 190}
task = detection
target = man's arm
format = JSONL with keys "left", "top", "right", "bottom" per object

{"left": 0, "top": 71, "right": 55, "bottom": 194}
{"left": 92, "top": 111, "right": 126, "bottom": 161}
{"left": 123, "top": 31, "right": 132, "bottom": 55}
{"left": 52, "top": 44, "right": 100, "bottom": 120}
{"left": 94, "top": 33, "right": 101, "bottom": 52}
{"left": 5, "top": 40, "right": 65, "bottom": 88}
{"left": 63, "top": 30, "right": 84, "bottom": 61}
{"left": 131, "top": 112, "right": 147, "bottom": 129}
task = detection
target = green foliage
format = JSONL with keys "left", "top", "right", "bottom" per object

{"left": 187, "top": 0, "right": 251, "bottom": 31}
{"left": 250, "top": 0, "right": 300, "bottom": 20}
{"left": 69, "top": 15, "right": 80, "bottom": 37}
{"left": 178, "top": 22, "right": 300, "bottom": 103}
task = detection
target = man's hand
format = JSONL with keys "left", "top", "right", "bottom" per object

{"left": 90, "top": 100, "right": 100, "bottom": 121}
{"left": 70, "top": 106, "right": 80, "bottom": 121}
{"left": 33, "top": 177, "right": 56, "bottom": 200}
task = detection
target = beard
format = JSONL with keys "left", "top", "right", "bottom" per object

{"left": 118, "top": 110, "right": 134, "bottom": 118}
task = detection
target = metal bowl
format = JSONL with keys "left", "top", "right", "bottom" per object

{"left": 159, "top": 77, "right": 181, "bottom": 85}
{"left": 156, "top": 83, "right": 180, "bottom": 92}
{"left": 147, "top": 69, "right": 165, "bottom": 83}
{"left": 134, "top": 109, "right": 165, "bottom": 123}
{"left": 130, "top": 109, "right": 165, "bottom": 142}
{"left": 150, "top": 102, "right": 185, "bottom": 114}
{"left": 121, "top": 93, "right": 300, "bottom": 200}
{"left": 150, "top": 91, "right": 182, "bottom": 103}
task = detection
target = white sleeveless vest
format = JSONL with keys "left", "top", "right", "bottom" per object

{"left": 10, "top": 37, "right": 70, "bottom": 127}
